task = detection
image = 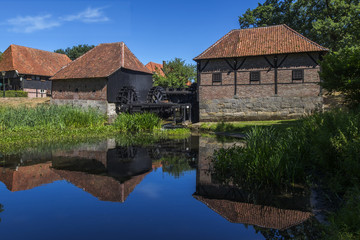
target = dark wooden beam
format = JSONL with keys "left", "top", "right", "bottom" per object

{"left": 235, "top": 57, "right": 247, "bottom": 70}
{"left": 264, "top": 56, "right": 275, "bottom": 68}
{"left": 200, "top": 60, "right": 210, "bottom": 72}
{"left": 306, "top": 53, "right": 318, "bottom": 67}
{"left": 274, "top": 55, "right": 278, "bottom": 95}
{"left": 277, "top": 54, "right": 288, "bottom": 68}
{"left": 224, "top": 58, "right": 235, "bottom": 70}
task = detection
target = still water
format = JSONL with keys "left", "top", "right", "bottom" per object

{"left": 0, "top": 136, "right": 313, "bottom": 240}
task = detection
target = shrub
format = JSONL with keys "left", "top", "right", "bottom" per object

{"left": 4, "top": 90, "right": 28, "bottom": 97}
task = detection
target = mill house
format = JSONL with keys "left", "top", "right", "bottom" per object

{"left": 194, "top": 24, "right": 329, "bottom": 121}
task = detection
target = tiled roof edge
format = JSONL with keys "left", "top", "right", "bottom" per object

{"left": 194, "top": 29, "right": 237, "bottom": 60}
{"left": 282, "top": 24, "right": 329, "bottom": 51}
{"left": 50, "top": 43, "right": 102, "bottom": 80}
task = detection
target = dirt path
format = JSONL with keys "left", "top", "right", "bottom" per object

{"left": 0, "top": 97, "right": 50, "bottom": 108}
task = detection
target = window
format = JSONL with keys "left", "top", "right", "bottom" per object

{"left": 212, "top": 73, "right": 222, "bottom": 83}
{"left": 36, "top": 76, "right": 40, "bottom": 80}
{"left": 31, "top": 76, "right": 35, "bottom": 80}
{"left": 292, "top": 69, "right": 304, "bottom": 81}
{"left": 40, "top": 89, "right": 45, "bottom": 94}
{"left": 250, "top": 71, "right": 260, "bottom": 82}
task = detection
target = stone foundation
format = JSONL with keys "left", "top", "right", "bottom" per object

{"left": 200, "top": 96, "right": 323, "bottom": 121}
{"left": 51, "top": 99, "right": 117, "bottom": 121}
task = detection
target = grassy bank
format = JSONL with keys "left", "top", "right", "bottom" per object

{"left": 0, "top": 105, "right": 190, "bottom": 154}
{"left": 211, "top": 109, "right": 360, "bottom": 239}
{"left": 196, "top": 119, "right": 297, "bottom": 133}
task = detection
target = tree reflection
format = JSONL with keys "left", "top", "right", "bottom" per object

{"left": 160, "top": 156, "right": 194, "bottom": 178}
{"left": 0, "top": 204, "right": 3, "bottom": 222}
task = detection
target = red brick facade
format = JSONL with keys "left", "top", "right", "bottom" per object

{"left": 199, "top": 53, "right": 321, "bottom": 101}
{"left": 52, "top": 78, "right": 107, "bottom": 101}
{"left": 197, "top": 53, "right": 324, "bottom": 121}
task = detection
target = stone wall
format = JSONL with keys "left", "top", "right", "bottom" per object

{"left": 198, "top": 53, "right": 324, "bottom": 121}
{"left": 51, "top": 99, "right": 117, "bottom": 121}
{"left": 200, "top": 96, "right": 323, "bottom": 121}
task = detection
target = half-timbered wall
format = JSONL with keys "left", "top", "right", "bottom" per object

{"left": 197, "top": 53, "right": 323, "bottom": 121}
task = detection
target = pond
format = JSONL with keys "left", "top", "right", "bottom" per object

{"left": 0, "top": 135, "right": 315, "bottom": 240}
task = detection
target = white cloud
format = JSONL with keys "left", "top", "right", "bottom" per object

{"left": 4, "top": 7, "right": 109, "bottom": 33}
{"left": 62, "top": 7, "right": 109, "bottom": 23}
{"left": 6, "top": 15, "right": 60, "bottom": 33}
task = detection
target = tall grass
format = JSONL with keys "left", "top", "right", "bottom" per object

{"left": 114, "top": 113, "right": 161, "bottom": 132}
{"left": 212, "top": 126, "right": 306, "bottom": 191}
{"left": 0, "top": 105, "right": 106, "bottom": 130}
{"left": 211, "top": 109, "right": 360, "bottom": 238}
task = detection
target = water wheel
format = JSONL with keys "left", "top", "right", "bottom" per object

{"left": 117, "top": 86, "right": 138, "bottom": 105}
{"left": 147, "top": 86, "right": 168, "bottom": 103}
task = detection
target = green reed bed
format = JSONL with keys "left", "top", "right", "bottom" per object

{"left": 0, "top": 105, "right": 191, "bottom": 154}
{"left": 0, "top": 105, "right": 106, "bottom": 130}
{"left": 114, "top": 113, "right": 161, "bottom": 132}
{"left": 211, "top": 109, "right": 360, "bottom": 239}
{"left": 212, "top": 126, "right": 307, "bottom": 192}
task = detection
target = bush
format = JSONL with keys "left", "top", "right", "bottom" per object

{"left": 4, "top": 90, "right": 28, "bottom": 97}
{"left": 114, "top": 113, "right": 161, "bottom": 132}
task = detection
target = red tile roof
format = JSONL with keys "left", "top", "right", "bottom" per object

{"left": 51, "top": 42, "right": 152, "bottom": 80}
{"left": 194, "top": 24, "right": 328, "bottom": 60}
{"left": 145, "top": 62, "right": 165, "bottom": 76}
{"left": 53, "top": 169, "right": 150, "bottom": 202}
{"left": 194, "top": 195, "right": 312, "bottom": 230}
{"left": 0, "top": 44, "right": 71, "bottom": 76}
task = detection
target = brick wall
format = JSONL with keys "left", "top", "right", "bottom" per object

{"left": 52, "top": 78, "right": 107, "bottom": 101}
{"left": 198, "top": 53, "right": 323, "bottom": 121}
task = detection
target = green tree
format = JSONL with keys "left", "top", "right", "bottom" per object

{"left": 153, "top": 58, "right": 196, "bottom": 88}
{"left": 54, "top": 44, "right": 95, "bottom": 60}
{"left": 320, "top": 46, "right": 360, "bottom": 108}
{"left": 239, "top": 0, "right": 360, "bottom": 50}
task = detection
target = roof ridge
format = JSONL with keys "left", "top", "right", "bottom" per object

{"left": 194, "top": 29, "right": 237, "bottom": 60}
{"left": 106, "top": 42, "right": 127, "bottom": 77}
{"left": 282, "top": 24, "right": 329, "bottom": 51}
{"left": 122, "top": 43, "right": 152, "bottom": 74}
{"left": 10, "top": 44, "right": 69, "bottom": 58}
{"left": 9, "top": 45, "right": 16, "bottom": 70}
{"left": 236, "top": 24, "right": 285, "bottom": 31}
{"left": 51, "top": 43, "right": 100, "bottom": 78}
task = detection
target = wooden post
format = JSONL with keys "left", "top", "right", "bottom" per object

{"left": 274, "top": 55, "right": 278, "bottom": 95}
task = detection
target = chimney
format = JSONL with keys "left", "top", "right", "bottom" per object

{"left": 162, "top": 60, "right": 166, "bottom": 67}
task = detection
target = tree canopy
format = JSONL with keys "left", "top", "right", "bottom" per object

{"left": 239, "top": 0, "right": 360, "bottom": 51}
{"left": 54, "top": 44, "right": 95, "bottom": 60}
{"left": 153, "top": 58, "right": 196, "bottom": 88}
{"left": 320, "top": 46, "right": 360, "bottom": 108}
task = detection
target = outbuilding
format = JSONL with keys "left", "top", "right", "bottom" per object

{"left": 50, "top": 42, "right": 153, "bottom": 119}
{"left": 0, "top": 44, "right": 71, "bottom": 97}
{"left": 194, "top": 24, "right": 329, "bottom": 121}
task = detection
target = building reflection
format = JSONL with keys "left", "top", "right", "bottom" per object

{"left": 194, "top": 137, "right": 313, "bottom": 231}
{"left": 0, "top": 137, "right": 197, "bottom": 203}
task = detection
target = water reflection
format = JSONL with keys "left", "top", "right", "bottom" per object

{"left": 194, "top": 137, "right": 313, "bottom": 232}
{"left": 0, "top": 135, "right": 316, "bottom": 239}
{"left": 0, "top": 137, "right": 197, "bottom": 203}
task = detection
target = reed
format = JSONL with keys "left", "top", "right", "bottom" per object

{"left": 114, "top": 113, "right": 161, "bottom": 132}
{"left": 0, "top": 105, "right": 106, "bottom": 130}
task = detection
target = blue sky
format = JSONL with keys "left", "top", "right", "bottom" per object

{"left": 0, "top": 0, "right": 263, "bottom": 65}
